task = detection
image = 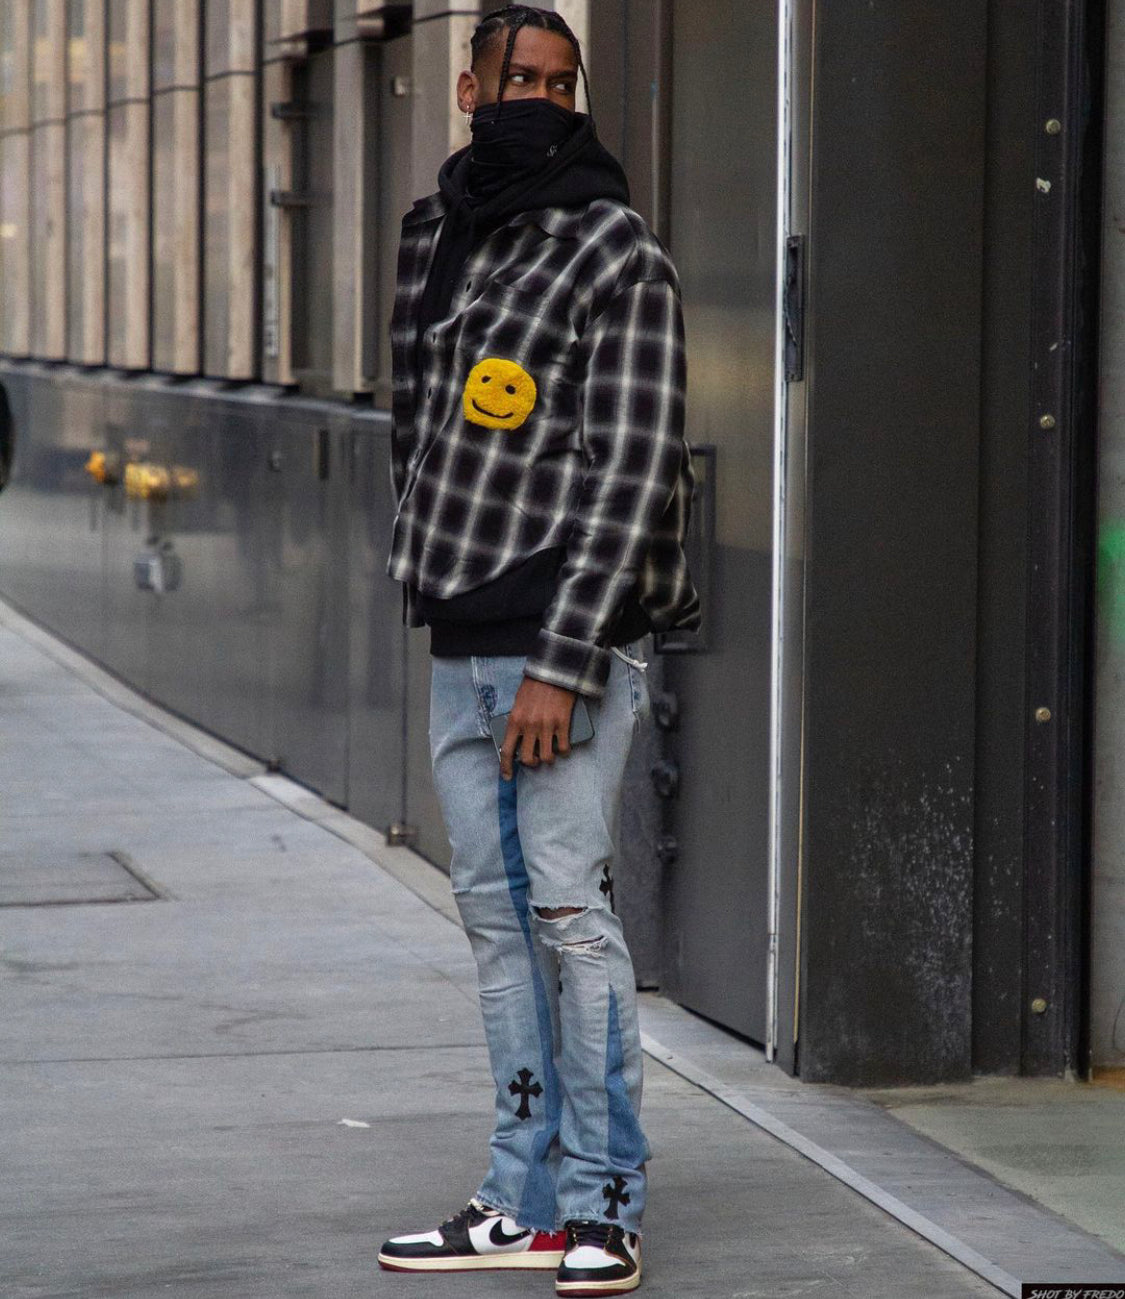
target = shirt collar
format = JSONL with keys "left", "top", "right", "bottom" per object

{"left": 402, "top": 193, "right": 446, "bottom": 228}
{"left": 404, "top": 191, "right": 589, "bottom": 241}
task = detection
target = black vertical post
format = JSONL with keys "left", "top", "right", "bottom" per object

{"left": 1022, "top": 0, "right": 1105, "bottom": 1077}
{"left": 971, "top": 0, "right": 1038, "bottom": 1080}
{"left": 798, "top": 0, "right": 987, "bottom": 1084}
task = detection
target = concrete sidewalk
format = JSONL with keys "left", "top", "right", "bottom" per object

{"left": 0, "top": 602, "right": 1121, "bottom": 1298}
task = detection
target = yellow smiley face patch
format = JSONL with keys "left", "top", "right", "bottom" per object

{"left": 463, "top": 358, "right": 538, "bottom": 430}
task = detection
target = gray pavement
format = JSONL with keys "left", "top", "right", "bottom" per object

{"left": 0, "top": 604, "right": 1113, "bottom": 1298}
{"left": 857, "top": 1074, "right": 1125, "bottom": 1258}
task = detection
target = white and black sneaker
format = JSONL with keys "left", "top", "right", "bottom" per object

{"left": 555, "top": 1219, "right": 642, "bottom": 1295}
{"left": 378, "top": 1197, "right": 566, "bottom": 1272}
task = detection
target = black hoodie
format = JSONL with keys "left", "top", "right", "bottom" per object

{"left": 411, "top": 108, "right": 651, "bottom": 658}
{"left": 413, "top": 108, "right": 630, "bottom": 383}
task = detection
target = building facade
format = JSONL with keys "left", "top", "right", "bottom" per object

{"left": 0, "top": 0, "right": 1119, "bottom": 1087}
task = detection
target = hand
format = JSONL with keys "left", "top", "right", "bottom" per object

{"left": 500, "top": 677, "right": 576, "bottom": 781}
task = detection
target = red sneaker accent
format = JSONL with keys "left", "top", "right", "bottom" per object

{"left": 531, "top": 1230, "right": 567, "bottom": 1253}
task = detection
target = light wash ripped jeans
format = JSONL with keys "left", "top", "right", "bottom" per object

{"left": 428, "top": 642, "right": 652, "bottom": 1236}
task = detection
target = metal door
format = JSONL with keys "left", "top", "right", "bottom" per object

{"left": 660, "top": 0, "right": 802, "bottom": 1047}
{"left": 262, "top": 409, "right": 351, "bottom": 807}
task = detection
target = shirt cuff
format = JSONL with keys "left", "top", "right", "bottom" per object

{"left": 523, "top": 627, "right": 613, "bottom": 699}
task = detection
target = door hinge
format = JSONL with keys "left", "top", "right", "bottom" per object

{"left": 784, "top": 234, "right": 806, "bottom": 382}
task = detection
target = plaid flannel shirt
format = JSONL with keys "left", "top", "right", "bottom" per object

{"left": 386, "top": 191, "right": 701, "bottom": 698}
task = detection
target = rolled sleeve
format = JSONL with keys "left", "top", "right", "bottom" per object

{"left": 525, "top": 626, "right": 615, "bottom": 698}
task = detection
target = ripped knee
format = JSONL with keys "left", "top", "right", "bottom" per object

{"left": 532, "top": 904, "right": 608, "bottom": 953}
{"left": 535, "top": 906, "right": 584, "bottom": 921}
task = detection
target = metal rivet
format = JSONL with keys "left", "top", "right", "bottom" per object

{"left": 1045, "top": 118, "right": 1062, "bottom": 135}
{"left": 1035, "top": 706, "right": 1052, "bottom": 723}
{"left": 1039, "top": 414, "right": 1056, "bottom": 430}
{"left": 1031, "top": 997, "right": 1048, "bottom": 1014}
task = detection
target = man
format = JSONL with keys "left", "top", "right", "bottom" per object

{"left": 379, "top": 7, "right": 699, "bottom": 1295}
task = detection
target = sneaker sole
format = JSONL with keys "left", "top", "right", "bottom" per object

{"left": 555, "top": 1266, "right": 642, "bottom": 1296}
{"left": 378, "top": 1251, "right": 564, "bottom": 1272}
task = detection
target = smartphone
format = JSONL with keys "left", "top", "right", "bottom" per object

{"left": 489, "top": 695, "right": 595, "bottom": 763}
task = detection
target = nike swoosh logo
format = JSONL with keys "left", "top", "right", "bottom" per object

{"left": 489, "top": 1220, "right": 531, "bottom": 1248}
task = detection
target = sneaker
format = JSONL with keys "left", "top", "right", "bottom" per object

{"left": 378, "top": 1197, "right": 566, "bottom": 1272}
{"left": 555, "top": 1219, "right": 642, "bottom": 1295}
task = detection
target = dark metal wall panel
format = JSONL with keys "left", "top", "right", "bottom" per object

{"left": 0, "top": 366, "right": 109, "bottom": 663}
{"left": 0, "top": 366, "right": 360, "bottom": 806}
{"left": 99, "top": 379, "right": 159, "bottom": 695}
{"left": 971, "top": 0, "right": 1039, "bottom": 1075}
{"left": 614, "top": 666, "right": 664, "bottom": 989}
{"left": 403, "top": 621, "right": 450, "bottom": 869}
{"left": 587, "top": 0, "right": 670, "bottom": 239}
{"left": 346, "top": 413, "right": 407, "bottom": 835}
{"left": 579, "top": 1, "right": 665, "bottom": 986}
{"left": 798, "top": 0, "right": 986, "bottom": 1084}
{"left": 142, "top": 391, "right": 270, "bottom": 760}
{"left": 662, "top": 555, "right": 774, "bottom": 1039}
{"left": 656, "top": 0, "right": 779, "bottom": 1044}
{"left": 261, "top": 405, "right": 351, "bottom": 806}
{"left": 591, "top": 0, "right": 790, "bottom": 1003}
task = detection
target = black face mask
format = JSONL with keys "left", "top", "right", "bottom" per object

{"left": 468, "top": 98, "right": 579, "bottom": 199}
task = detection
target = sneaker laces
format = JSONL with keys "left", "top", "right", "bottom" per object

{"left": 439, "top": 1198, "right": 493, "bottom": 1235}
{"left": 566, "top": 1219, "right": 621, "bottom": 1251}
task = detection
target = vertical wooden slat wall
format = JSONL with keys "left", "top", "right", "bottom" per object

{"left": 29, "top": 0, "right": 66, "bottom": 358}
{"left": 152, "top": 0, "right": 201, "bottom": 374}
{"left": 411, "top": 1, "right": 477, "bottom": 203}
{"left": 553, "top": 0, "right": 589, "bottom": 113}
{"left": 332, "top": 35, "right": 373, "bottom": 395}
{"left": 259, "top": 55, "right": 296, "bottom": 387}
{"left": 203, "top": 0, "right": 257, "bottom": 379}
{"left": 106, "top": 0, "right": 150, "bottom": 370}
{"left": 1, "top": 4, "right": 32, "bottom": 357}
{"left": 66, "top": 0, "right": 107, "bottom": 365}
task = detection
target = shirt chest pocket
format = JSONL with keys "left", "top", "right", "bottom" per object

{"left": 453, "top": 281, "right": 579, "bottom": 401}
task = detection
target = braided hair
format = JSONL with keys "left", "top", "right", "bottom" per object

{"left": 471, "top": 4, "right": 593, "bottom": 118}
